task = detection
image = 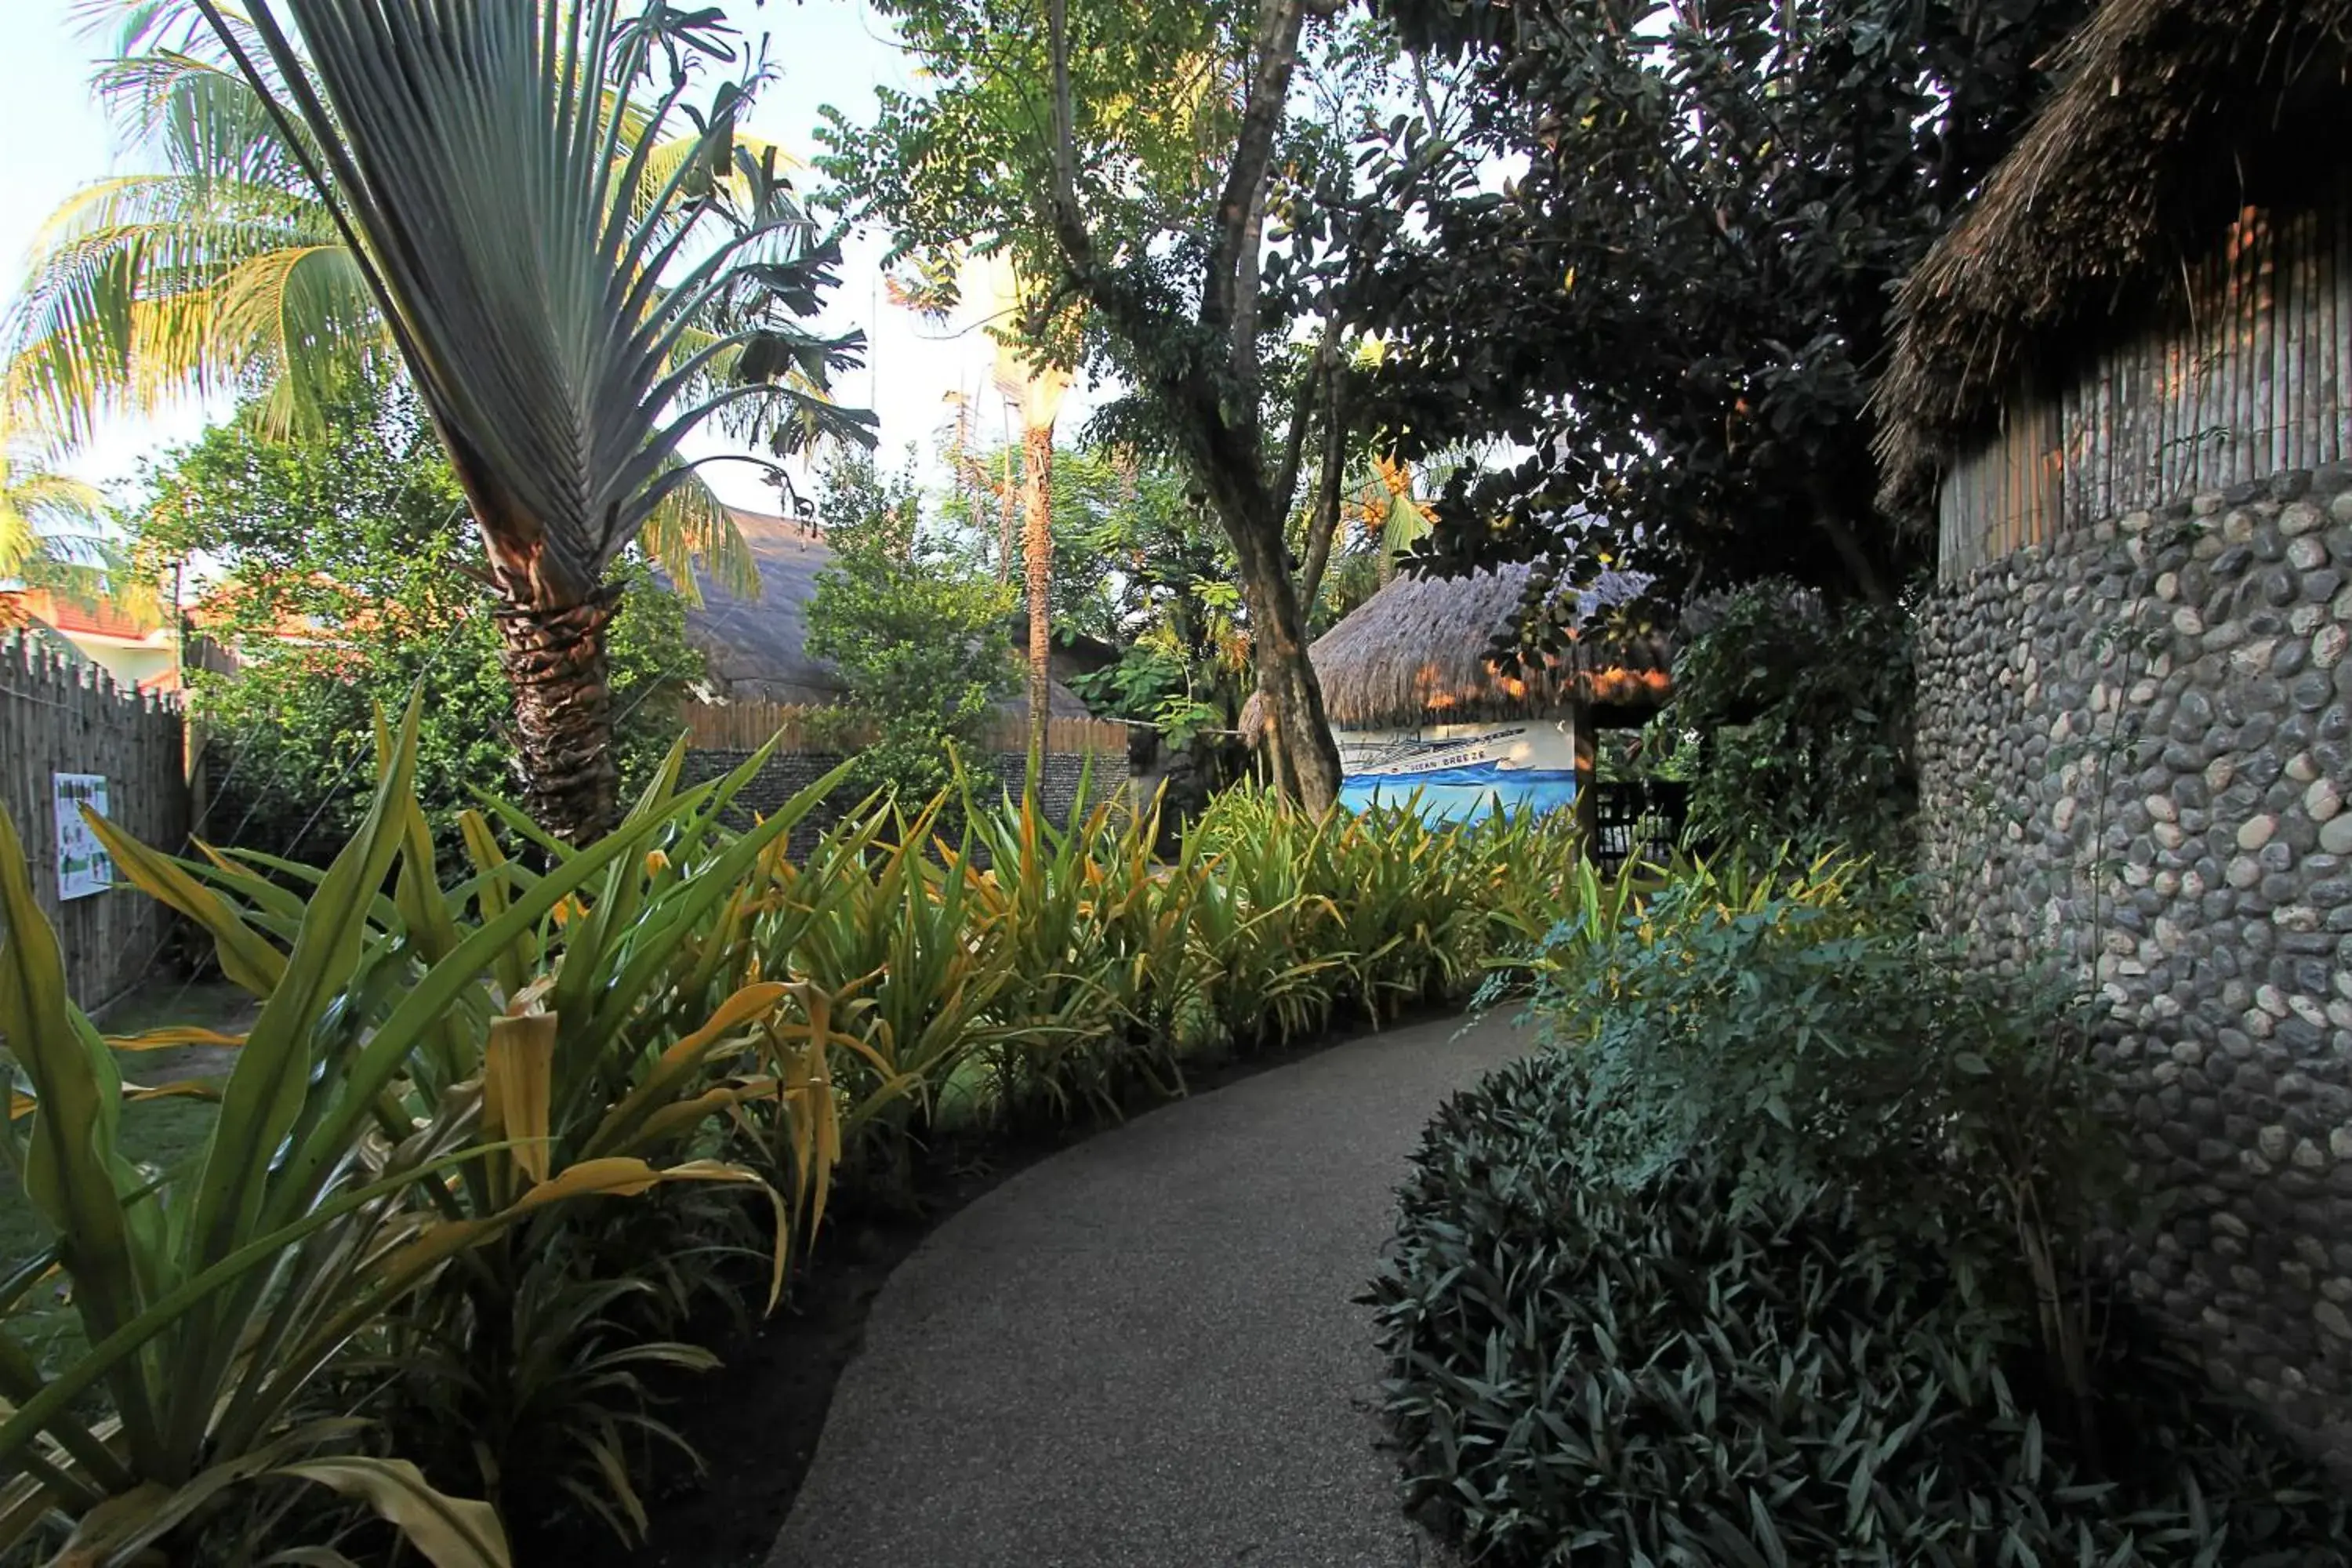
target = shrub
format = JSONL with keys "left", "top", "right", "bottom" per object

{"left": 1665, "top": 581, "right": 1916, "bottom": 859}
{"left": 802, "top": 449, "right": 1018, "bottom": 826}
{"left": 1369, "top": 880, "right": 2348, "bottom": 1566}
{"left": 146, "top": 382, "right": 700, "bottom": 857}
{"left": 1370, "top": 1053, "right": 2347, "bottom": 1566}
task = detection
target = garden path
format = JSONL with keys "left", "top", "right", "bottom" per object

{"left": 764, "top": 1010, "right": 1530, "bottom": 1568}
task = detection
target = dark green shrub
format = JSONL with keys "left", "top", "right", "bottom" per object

{"left": 1665, "top": 581, "right": 1916, "bottom": 859}
{"left": 1370, "top": 1049, "right": 2347, "bottom": 1566}
{"left": 1369, "top": 889, "right": 2346, "bottom": 1565}
{"left": 1538, "top": 878, "right": 2124, "bottom": 1310}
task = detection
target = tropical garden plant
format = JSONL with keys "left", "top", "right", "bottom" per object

{"left": 8, "top": 0, "right": 876, "bottom": 842}
{"left": 0, "top": 702, "right": 731, "bottom": 1565}
{"left": 1, "top": 682, "right": 1616, "bottom": 1559}
{"left": 1367, "top": 858, "right": 2350, "bottom": 1564}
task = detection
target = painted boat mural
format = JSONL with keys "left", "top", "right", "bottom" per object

{"left": 1334, "top": 721, "right": 1579, "bottom": 823}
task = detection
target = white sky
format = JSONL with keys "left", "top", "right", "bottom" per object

{"left": 0, "top": 0, "right": 1083, "bottom": 514}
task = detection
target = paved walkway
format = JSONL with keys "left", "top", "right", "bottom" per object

{"left": 767, "top": 1011, "right": 1529, "bottom": 1568}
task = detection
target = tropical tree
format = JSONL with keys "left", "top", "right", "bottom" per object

{"left": 1346, "top": 0, "right": 2085, "bottom": 615}
{"left": 0, "top": 431, "right": 123, "bottom": 604}
{"left": 823, "top": 0, "right": 1403, "bottom": 812}
{"left": 118, "top": 0, "right": 878, "bottom": 841}
{"left": 4, "top": 12, "right": 786, "bottom": 603}
{"left": 137, "top": 379, "right": 703, "bottom": 858}
{"left": 969, "top": 258, "right": 1075, "bottom": 770}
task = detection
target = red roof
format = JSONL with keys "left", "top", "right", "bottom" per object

{"left": 0, "top": 590, "right": 164, "bottom": 641}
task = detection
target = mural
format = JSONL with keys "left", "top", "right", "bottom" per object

{"left": 1334, "top": 721, "right": 1578, "bottom": 822}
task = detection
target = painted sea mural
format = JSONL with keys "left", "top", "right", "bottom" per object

{"left": 1334, "top": 721, "right": 1578, "bottom": 823}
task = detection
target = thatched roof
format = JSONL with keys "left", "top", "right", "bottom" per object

{"left": 681, "top": 508, "right": 1089, "bottom": 714}
{"left": 1874, "top": 0, "right": 2352, "bottom": 512}
{"left": 1249, "top": 562, "right": 1671, "bottom": 735}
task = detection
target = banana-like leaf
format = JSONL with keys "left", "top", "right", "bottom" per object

{"left": 80, "top": 815, "right": 287, "bottom": 998}
{"left": 277, "top": 1457, "right": 508, "bottom": 1568}
{"left": 482, "top": 1014, "right": 558, "bottom": 1189}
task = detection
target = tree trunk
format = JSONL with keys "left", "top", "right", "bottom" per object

{"left": 492, "top": 585, "right": 619, "bottom": 845}
{"left": 997, "top": 441, "right": 1018, "bottom": 586}
{"left": 1023, "top": 423, "right": 1054, "bottom": 771}
{"left": 1223, "top": 503, "right": 1342, "bottom": 814}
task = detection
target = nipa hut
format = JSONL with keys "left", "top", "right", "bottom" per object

{"left": 1876, "top": 0, "right": 2352, "bottom": 1468}
{"left": 1251, "top": 562, "right": 1670, "bottom": 822}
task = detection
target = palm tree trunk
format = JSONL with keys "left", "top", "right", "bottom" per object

{"left": 492, "top": 586, "right": 619, "bottom": 845}
{"left": 997, "top": 442, "right": 1018, "bottom": 586}
{"left": 1023, "top": 424, "right": 1054, "bottom": 771}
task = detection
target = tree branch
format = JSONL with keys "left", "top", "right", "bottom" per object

{"left": 1044, "top": 0, "right": 1093, "bottom": 274}
{"left": 1296, "top": 363, "right": 1348, "bottom": 615}
{"left": 1203, "top": 0, "right": 1309, "bottom": 342}
{"left": 1272, "top": 320, "right": 1336, "bottom": 515}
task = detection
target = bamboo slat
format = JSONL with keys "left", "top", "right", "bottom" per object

{"left": 1939, "top": 187, "right": 2352, "bottom": 582}
{"left": 0, "top": 633, "right": 188, "bottom": 1008}
{"left": 680, "top": 700, "right": 1131, "bottom": 758}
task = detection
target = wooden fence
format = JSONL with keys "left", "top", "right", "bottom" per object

{"left": 682, "top": 700, "right": 1131, "bottom": 758}
{"left": 0, "top": 633, "right": 187, "bottom": 1009}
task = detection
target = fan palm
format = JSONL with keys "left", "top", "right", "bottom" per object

{"left": 121, "top": 0, "right": 879, "bottom": 840}
{"left": 6, "top": 10, "right": 834, "bottom": 602}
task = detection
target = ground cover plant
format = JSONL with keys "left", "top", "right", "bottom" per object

{"left": 1369, "top": 866, "right": 2350, "bottom": 1566}
{"left": 0, "top": 729, "right": 1592, "bottom": 1563}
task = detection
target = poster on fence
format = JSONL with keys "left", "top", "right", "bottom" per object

{"left": 53, "top": 773, "right": 112, "bottom": 900}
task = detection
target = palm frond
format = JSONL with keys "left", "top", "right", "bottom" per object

{"left": 3, "top": 193, "right": 342, "bottom": 441}
{"left": 193, "top": 0, "right": 873, "bottom": 603}
{"left": 638, "top": 470, "right": 755, "bottom": 606}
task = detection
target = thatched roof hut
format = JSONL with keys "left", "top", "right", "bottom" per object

{"left": 1246, "top": 562, "right": 1671, "bottom": 736}
{"left": 1874, "top": 0, "right": 2352, "bottom": 514}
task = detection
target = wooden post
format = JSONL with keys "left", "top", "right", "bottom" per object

{"left": 1570, "top": 699, "right": 1598, "bottom": 860}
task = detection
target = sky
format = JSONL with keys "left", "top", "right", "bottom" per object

{"left": 0, "top": 0, "right": 1078, "bottom": 516}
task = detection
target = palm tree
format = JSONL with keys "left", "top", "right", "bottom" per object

{"left": 107, "top": 0, "right": 873, "bottom": 840}
{"left": 0, "top": 426, "right": 150, "bottom": 615}
{"left": 2, "top": 10, "right": 826, "bottom": 608}
{"left": 979, "top": 255, "right": 1073, "bottom": 773}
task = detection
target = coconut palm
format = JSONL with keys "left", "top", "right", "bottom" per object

{"left": 0, "top": 427, "right": 154, "bottom": 619}
{"left": 97, "top": 0, "right": 876, "bottom": 840}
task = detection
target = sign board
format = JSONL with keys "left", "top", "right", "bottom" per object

{"left": 53, "top": 774, "right": 113, "bottom": 901}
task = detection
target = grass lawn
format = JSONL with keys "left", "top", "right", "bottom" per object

{"left": 1, "top": 977, "right": 252, "bottom": 1370}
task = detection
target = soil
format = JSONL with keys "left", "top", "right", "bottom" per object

{"left": 535, "top": 1004, "right": 1468, "bottom": 1568}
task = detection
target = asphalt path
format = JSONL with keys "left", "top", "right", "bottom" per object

{"left": 768, "top": 1010, "right": 1530, "bottom": 1568}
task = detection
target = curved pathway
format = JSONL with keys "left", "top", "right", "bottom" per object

{"left": 767, "top": 1011, "right": 1528, "bottom": 1568}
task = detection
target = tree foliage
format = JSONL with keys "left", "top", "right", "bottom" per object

{"left": 803, "top": 451, "right": 1019, "bottom": 816}
{"left": 140, "top": 383, "right": 699, "bottom": 856}
{"left": 1648, "top": 581, "right": 1918, "bottom": 858}
{"left": 1352, "top": 0, "right": 2085, "bottom": 609}
{"left": 820, "top": 0, "right": 1414, "bottom": 809}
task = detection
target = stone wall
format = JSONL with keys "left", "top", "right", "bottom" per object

{"left": 1917, "top": 463, "right": 2352, "bottom": 1465}
{"left": 679, "top": 746, "right": 1127, "bottom": 858}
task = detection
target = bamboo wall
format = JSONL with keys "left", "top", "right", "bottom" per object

{"left": 1940, "top": 198, "right": 2352, "bottom": 581}
{"left": 681, "top": 700, "right": 1131, "bottom": 758}
{"left": 0, "top": 634, "right": 188, "bottom": 1009}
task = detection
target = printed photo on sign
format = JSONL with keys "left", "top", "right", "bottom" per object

{"left": 54, "top": 773, "right": 113, "bottom": 901}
